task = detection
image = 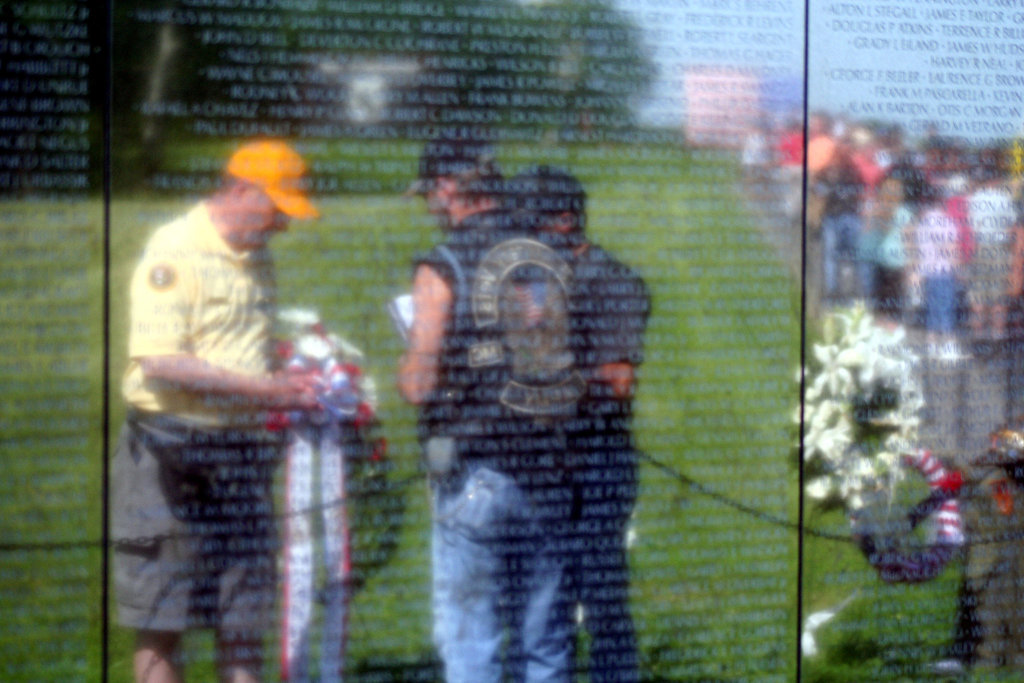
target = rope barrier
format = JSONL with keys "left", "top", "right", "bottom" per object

{"left": 8, "top": 446, "right": 1022, "bottom": 554}
{"left": 0, "top": 452, "right": 847, "bottom": 554}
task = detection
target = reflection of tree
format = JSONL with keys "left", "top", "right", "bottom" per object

{"left": 521, "top": 0, "right": 655, "bottom": 135}
{"left": 112, "top": 0, "right": 220, "bottom": 180}
{"left": 140, "top": 23, "right": 180, "bottom": 148}
{"left": 112, "top": 0, "right": 654, "bottom": 186}
{"left": 413, "top": 0, "right": 654, "bottom": 136}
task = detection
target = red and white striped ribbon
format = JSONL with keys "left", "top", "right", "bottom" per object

{"left": 905, "top": 449, "right": 964, "bottom": 546}
{"left": 282, "top": 422, "right": 350, "bottom": 683}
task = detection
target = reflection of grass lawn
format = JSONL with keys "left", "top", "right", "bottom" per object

{"left": 0, "top": 201, "right": 105, "bottom": 680}
{"left": 801, "top": 487, "right": 962, "bottom": 682}
{"left": 3, "top": 141, "right": 813, "bottom": 680}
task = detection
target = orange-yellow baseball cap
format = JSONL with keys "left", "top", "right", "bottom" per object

{"left": 226, "top": 139, "right": 319, "bottom": 219}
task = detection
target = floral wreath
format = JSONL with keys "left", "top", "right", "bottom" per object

{"left": 801, "top": 303, "right": 924, "bottom": 509}
{"left": 800, "top": 304, "right": 962, "bottom": 584}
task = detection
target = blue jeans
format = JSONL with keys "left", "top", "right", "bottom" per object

{"left": 925, "top": 273, "right": 957, "bottom": 334}
{"left": 822, "top": 212, "right": 862, "bottom": 302}
{"left": 431, "top": 462, "right": 573, "bottom": 683}
{"left": 571, "top": 446, "right": 639, "bottom": 683}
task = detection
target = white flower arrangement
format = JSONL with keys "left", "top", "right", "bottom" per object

{"left": 800, "top": 303, "right": 924, "bottom": 510}
{"left": 276, "top": 307, "right": 378, "bottom": 418}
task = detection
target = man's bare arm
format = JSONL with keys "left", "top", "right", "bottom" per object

{"left": 140, "top": 355, "right": 319, "bottom": 410}
{"left": 597, "top": 361, "right": 636, "bottom": 400}
{"left": 398, "top": 265, "right": 452, "bottom": 404}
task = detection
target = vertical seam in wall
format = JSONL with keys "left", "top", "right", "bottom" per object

{"left": 100, "top": 1, "right": 113, "bottom": 680}
{"left": 796, "top": 0, "right": 812, "bottom": 679}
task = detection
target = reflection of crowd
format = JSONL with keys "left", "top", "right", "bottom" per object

{"left": 746, "top": 113, "right": 1024, "bottom": 359}
{"left": 747, "top": 115, "right": 1024, "bottom": 675}
{"left": 114, "top": 137, "right": 650, "bottom": 683}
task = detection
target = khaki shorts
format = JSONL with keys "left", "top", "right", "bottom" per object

{"left": 112, "top": 413, "right": 280, "bottom": 633}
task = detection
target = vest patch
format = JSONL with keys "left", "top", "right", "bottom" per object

{"left": 148, "top": 263, "right": 177, "bottom": 290}
{"left": 471, "top": 238, "right": 583, "bottom": 415}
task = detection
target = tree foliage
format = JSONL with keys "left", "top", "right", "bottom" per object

{"left": 111, "top": 0, "right": 655, "bottom": 184}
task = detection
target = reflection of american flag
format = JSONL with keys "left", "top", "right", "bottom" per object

{"left": 513, "top": 282, "right": 547, "bottom": 327}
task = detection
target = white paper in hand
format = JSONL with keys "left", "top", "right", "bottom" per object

{"left": 388, "top": 294, "right": 414, "bottom": 342}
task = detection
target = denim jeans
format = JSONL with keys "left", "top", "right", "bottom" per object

{"left": 571, "top": 447, "right": 639, "bottom": 683}
{"left": 925, "top": 273, "right": 957, "bottom": 334}
{"left": 431, "top": 462, "right": 573, "bottom": 683}
{"left": 822, "top": 212, "right": 862, "bottom": 303}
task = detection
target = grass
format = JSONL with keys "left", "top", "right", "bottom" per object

{"left": 800, "top": 487, "right": 962, "bottom": 682}
{"left": 0, "top": 201, "right": 105, "bottom": 681}
{"left": 3, "top": 138, "right": 973, "bottom": 681}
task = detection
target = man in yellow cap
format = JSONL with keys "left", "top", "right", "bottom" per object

{"left": 112, "top": 139, "right": 319, "bottom": 683}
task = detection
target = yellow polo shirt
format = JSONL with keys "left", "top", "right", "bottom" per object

{"left": 122, "top": 203, "right": 277, "bottom": 426}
